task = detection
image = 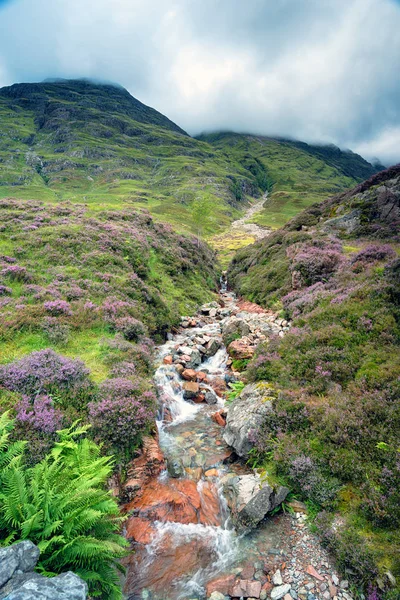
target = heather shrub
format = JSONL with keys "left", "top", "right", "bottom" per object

{"left": 0, "top": 285, "right": 12, "bottom": 296}
{"left": 362, "top": 446, "right": 400, "bottom": 527}
{"left": 288, "top": 454, "right": 341, "bottom": 508}
{"left": 290, "top": 241, "right": 344, "bottom": 287}
{"left": 0, "top": 349, "right": 93, "bottom": 409}
{"left": 43, "top": 299, "right": 72, "bottom": 316}
{"left": 352, "top": 244, "right": 396, "bottom": 264}
{"left": 113, "top": 316, "right": 147, "bottom": 341}
{"left": 15, "top": 394, "right": 63, "bottom": 434}
{"left": 41, "top": 316, "right": 70, "bottom": 344}
{"left": 1, "top": 264, "right": 31, "bottom": 282}
{"left": 89, "top": 383, "right": 156, "bottom": 461}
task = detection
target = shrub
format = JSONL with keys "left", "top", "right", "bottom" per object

{"left": 15, "top": 395, "right": 63, "bottom": 434}
{"left": 0, "top": 285, "right": 12, "bottom": 296}
{"left": 352, "top": 244, "right": 396, "bottom": 264}
{"left": 43, "top": 300, "right": 72, "bottom": 316}
{"left": 0, "top": 414, "right": 128, "bottom": 599}
{"left": 1, "top": 264, "right": 31, "bottom": 282}
{"left": 290, "top": 241, "right": 344, "bottom": 287}
{"left": 41, "top": 317, "right": 70, "bottom": 344}
{"left": 89, "top": 384, "right": 156, "bottom": 461}
{"left": 0, "top": 349, "right": 92, "bottom": 409}
{"left": 288, "top": 454, "right": 341, "bottom": 508}
{"left": 114, "top": 316, "right": 146, "bottom": 341}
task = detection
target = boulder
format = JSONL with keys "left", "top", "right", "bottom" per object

{"left": 0, "top": 542, "right": 87, "bottom": 600}
{"left": 183, "top": 381, "right": 200, "bottom": 399}
{"left": 231, "top": 579, "right": 262, "bottom": 598}
{"left": 204, "top": 338, "right": 221, "bottom": 358}
{"left": 223, "top": 472, "right": 289, "bottom": 532}
{"left": 223, "top": 383, "right": 275, "bottom": 458}
{"left": 227, "top": 338, "right": 255, "bottom": 360}
{"left": 182, "top": 369, "right": 197, "bottom": 381}
{"left": 206, "top": 573, "right": 236, "bottom": 597}
{"left": 270, "top": 584, "right": 291, "bottom": 599}
{"left": 222, "top": 317, "right": 250, "bottom": 345}
{"left": 204, "top": 389, "right": 218, "bottom": 405}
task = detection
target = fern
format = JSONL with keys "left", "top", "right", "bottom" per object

{"left": 0, "top": 416, "right": 128, "bottom": 599}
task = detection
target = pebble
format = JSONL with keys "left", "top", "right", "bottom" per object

{"left": 340, "top": 580, "right": 349, "bottom": 589}
{"left": 273, "top": 570, "right": 283, "bottom": 585}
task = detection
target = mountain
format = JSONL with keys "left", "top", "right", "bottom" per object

{"left": 227, "top": 165, "right": 400, "bottom": 592}
{"left": 198, "top": 131, "right": 380, "bottom": 229}
{"left": 0, "top": 79, "right": 379, "bottom": 237}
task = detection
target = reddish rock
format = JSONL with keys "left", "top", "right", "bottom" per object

{"left": 197, "top": 371, "right": 208, "bottom": 382}
{"left": 231, "top": 579, "right": 261, "bottom": 598}
{"left": 182, "top": 368, "right": 197, "bottom": 381}
{"left": 193, "top": 393, "right": 206, "bottom": 403}
{"left": 183, "top": 380, "right": 199, "bottom": 399}
{"left": 240, "top": 563, "right": 256, "bottom": 579}
{"left": 122, "top": 435, "right": 165, "bottom": 502}
{"left": 237, "top": 299, "right": 267, "bottom": 314}
{"left": 198, "top": 481, "right": 221, "bottom": 526}
{"left": 329, "top": 584, "right": 337, "bottom": 597}
{"left": 306, "top": 565, "right": 324, "bottom": 581}
{"left": 262, "top": 581, "right": 273, "bottom": 594}
{"left": 205, "top": 573, "right": 237, "bottom": 597}
{"left": 209, "top": 377, "right": 227, "bottom": 397}
{"left": 228, "top": 339, "right": 255, "bottom": 360}
{"left": 125, "top": 516, "right": 156, "bottom": 545}
{"left": 163, "top": 355, "right": 173, "bottom": 364}
{"left": 204, "top": 468, "right": 219, "bottom": 477}
{"left": 212, "top": 409, "right": 226, "bottom": 427}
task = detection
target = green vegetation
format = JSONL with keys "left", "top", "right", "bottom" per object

{"left": 0, "top": 414, "right": 128, "bottom": 599}
{"left": 229, "top": 166, "right": 400, "bottom": 597}
{"left": 200, "top": 132, "right": 377, "bottom": 229}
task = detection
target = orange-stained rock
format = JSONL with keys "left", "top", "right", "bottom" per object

{"left": 163, "top": 355, "right": 173, "bottom": 364}
{"left": 237, "top": 299, "right": 268, "bottom": 314}
{"left": 209, "top": 377, "right": 227, "bottom": 397}
{"left": 123, "top": 535, "right": 215, "bottom": 596}
{"left": 197, "top": 371, "right": 208, "bottom": 382}
{"left": 125, "top": 517, "right": 156, "bottom": 545}
{"left": 193, "top": 393, "right": 206, "bottom": 403}
{"left": 122, "top": 434, "right": 165, "bottom": 502}
{"left": 182, "top": 380, "right": 199, "bottom": 398}
{"left": 212, "top": 409, "right": 226, "bottom": 427}
{"left": 205, "top": 573, "right": 237, "bottom": 597}
{"left": 204, "top": 468, "right": 219, "bottom": 477}
{"left": 198, "top": 481, "right": 221, "bottom": 527}
{"left": 228, "top": 339, "right": 255, "bottom": 360}
{"left": 182, "top": 368, "right": 197, "bottom": 381}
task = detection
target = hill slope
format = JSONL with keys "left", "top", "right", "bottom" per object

{"left": 0, "top": 79, "right": 378, "bottom": 238}
{"left": 199, "top": 132, "right": 379, "bottom": 229}
{"left": 228, "top": 165, "right": 400, "bottom": 596}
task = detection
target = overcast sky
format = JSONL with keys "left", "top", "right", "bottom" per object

{"left": 0, "top": 0, "right": 399, "bottom": 165}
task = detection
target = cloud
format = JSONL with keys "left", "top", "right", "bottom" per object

{"left": 0, "top": 0, "right": 399, "bottom": 164}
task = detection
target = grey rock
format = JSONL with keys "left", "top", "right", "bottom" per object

{"left": 223, "top": 472, "right": 289, "bottom": 531}
{"left": 208, "top": 592, "right": 226, "bottom": 600}
{"left": 271, "top": 584, "right": 291, "bottom": 600}
{"left": 222, "top": 317, "right": 250, "bottom": 345}
{"left": 0, "top": 542, "right": 87, "bottom": 600}
{"left": 223, "top": 383, "right": 275, "bottom": 458}
{"left": 6, "top": 571, "right": 87, "bottom": 599}
{"left": 204, "top": 390, "right": 218, "bottom": 405}
{"left": 340, "top": 580, "right": 349, "bottom": 589}
{"left": 322, "top": 209, "right": 361, "bottom": 234}
{"left": 204, "top": 338, "right": 221, "bottom": 358}
{"left": 272, "top": 570, "right": 283, "bottom": 585}
{"left": 0, "top": 542, "right": 39, "bottom": 589}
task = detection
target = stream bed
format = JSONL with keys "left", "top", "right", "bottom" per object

{"left": 122, "top": 292, "right": 348, "bottom": 600}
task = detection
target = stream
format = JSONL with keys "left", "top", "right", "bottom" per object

{"left": 122, "top": 291, "right": 344, "bottom": 600}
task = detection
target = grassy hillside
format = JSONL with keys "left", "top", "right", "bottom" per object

{"left": 0, "top": 80, "right": 265, "bottom": 235}
{"left": 228, "top": 165, "right": 400, "bottom": 598}
{"left": 0, "top": 80, "right": 378, "bottom": 241}
{"left": 199, "top": 132, "right": 378, "bottom": 229}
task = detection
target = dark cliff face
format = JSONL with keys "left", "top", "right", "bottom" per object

{"left": 0, "top": 79, "right": 187, "bottom": 136}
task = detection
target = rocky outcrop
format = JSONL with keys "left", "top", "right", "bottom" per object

{"left": 223, "top": 472, "right": 289, "bottom": 532}
{"left": 223, "top": 382, "right": 275, "bottom": 458}
{"left": 222, "top": 316, "right": 251, "bottom": 345}
{"left": 0, "top": 541, "right": 87, "bottom": 600}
